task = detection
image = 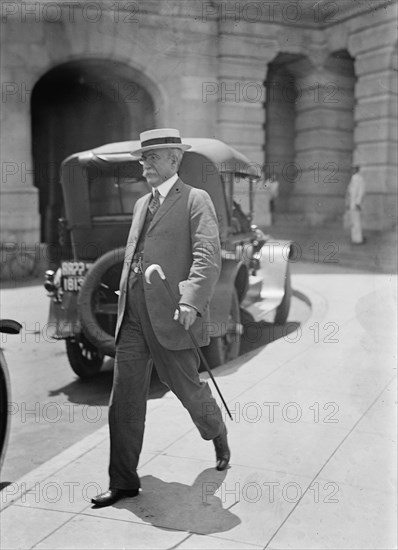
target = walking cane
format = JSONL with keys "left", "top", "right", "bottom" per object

{"left": 145, "top": 264, "right": 233, "bottom": 421}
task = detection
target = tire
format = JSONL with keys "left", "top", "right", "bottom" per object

{"left": 0, "top": 320, "right": 21, "bottom": 469}
{"left": 274, "top": 264, "right": 292, "bottom": 325}
{"left": 66, "top": 335, "right": 104, "bottom": 379}
{"left": 78, "top": 247, "right": 125, "bottom": 358}
{"left": 0, "top": 351, "right": 10, "bottom": 470}
{"left": 201, "top": 289, "right": 241, "bottom": 369}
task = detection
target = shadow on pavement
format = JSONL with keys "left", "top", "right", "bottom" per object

{"left": 240, "top": 320, "right": 300, "bottom": 356}
{"left": 111, "top": 468, "right": 240, "bottom": 535}
{"left": 49, "top": 360, "right": 169, "bottom": 406}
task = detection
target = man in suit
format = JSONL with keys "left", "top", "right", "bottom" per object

{"left": 92, "top": 129, "right": 230, "bottom": 508}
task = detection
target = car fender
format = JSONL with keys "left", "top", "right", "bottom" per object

{"left": 208, "top": 259, "right": 248, "bottom": 337}
{"left": 48, "top": 293, "right": 80, "bottom": 339}
{"left": 258, "top": 239, "right": 292, "bottom": 304}
{"left": 0, "top": 320, "right": 21, "bottom": 470}
{"left": 0, "top": 350, "right": 11, "bottom": 470}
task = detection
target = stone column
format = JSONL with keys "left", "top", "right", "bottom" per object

{"left": 344, "top": 2, "right": 398, "bottom": 230}
{"left": 352, "top": 46, "right": 397, "bottom": 229}
{"left": 1, "top": 74, "right": 40, "bottom": 278}
{"left": 216, "top": 19, "right": 279, "bottom": 225}
{"left": 293, "top": 54, "right": 356, "bottom": 225}
{"left": 0, "top": 17, "right": 43, "bottom": 278}
{"left": 1, "top": 80, "right": 41, "bottom": 246}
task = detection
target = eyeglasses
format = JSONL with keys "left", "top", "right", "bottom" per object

{"left": 138, "top": 153, "right": 161, "bottom": 166}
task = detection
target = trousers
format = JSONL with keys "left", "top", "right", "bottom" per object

{"left": 350, "top": 209, "right": 363, "bottom": 243}
{"left": 108, "top": 273, "right": 225, "bottom": 490}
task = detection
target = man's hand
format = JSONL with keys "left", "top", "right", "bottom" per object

{"left": 174, "top": 305, "right": 197, "bottom": 330}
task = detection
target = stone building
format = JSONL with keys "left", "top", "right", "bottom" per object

{"left": 1, "top": 0, "right": 397, "bottom": 273}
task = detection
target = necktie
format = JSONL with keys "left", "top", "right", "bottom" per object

{"left": 148, "top": 189, "right": 161, "bottom": 215}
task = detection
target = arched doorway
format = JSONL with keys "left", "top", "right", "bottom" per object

{"left": 265, "top": 50, "right": 355, "bottom": 224}
{"left": 264, "top": 53, "right": 307, "bottom": 215}
{"left": 31, "top": 59, "right": 155, "bottom": 253}
{"left": 324, "top": 49, "right": 356, "bottom": 194}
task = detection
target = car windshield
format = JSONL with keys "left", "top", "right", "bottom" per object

{"left": 223, "top": 173, "right": 253, "bottom": 234}
{"left": 87, "top": 163, "right": 150, "bottom": 216}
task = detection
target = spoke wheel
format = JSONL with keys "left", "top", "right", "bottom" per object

{"left": 66, "top": 335, "right": 104, "bottom": 379}
{"left": 78, "top": 247, "right": 125, "bottom": 357}
{"left": 201, "top": 289, "right": 242, "bottom": 370}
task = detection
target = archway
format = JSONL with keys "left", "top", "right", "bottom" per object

{"left": 324, "top": 49, "right": 356, "bottom": 194}
{"left": 264, "top": 53, "right": 307, "bottom": 215}
{"left": 265, "top": 50, "right": 355, "bottom": 224}
{"left": 31, "top": 59, "right": 155, "bottom": 253}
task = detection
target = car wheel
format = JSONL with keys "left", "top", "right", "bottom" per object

{"left": 0, "top": 351, "right": 11, "bottom": 470}
{"left": 274, "top": 264, "right": 292, "bottom": 325}
{"left": 66, "top": 335, "right": 104, "bottom": 379}
{"left": 201, "top": 289, "right": 241, "bottom": 369}
{"left": 0, "top": 320, "right": 21, "bottom": 469}
{"left": 78, "top": 248, "right": 125, "bottom": 358}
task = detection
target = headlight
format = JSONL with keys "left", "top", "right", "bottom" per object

{"left": 44, "top": 268, "right": 63, "bottom": 299}
{"left": 44, "top": 270, "right": 55, "bottom": 293}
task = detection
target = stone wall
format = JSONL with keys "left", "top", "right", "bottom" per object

{"left": 1, "top": 0, "right": 396, "bottom": 278}
{"left": 327, "top": 2, "right": 398, "bottom": 229}
{"left": 0, "top": 1, "right": 220, "bottom": 256}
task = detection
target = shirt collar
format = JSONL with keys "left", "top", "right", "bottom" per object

{"left": 153, "top": 173, "right": 178, "bottom": 198}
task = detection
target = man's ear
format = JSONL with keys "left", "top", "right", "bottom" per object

{"left": 171, "top": 155, "right": 180, "bottom": 169}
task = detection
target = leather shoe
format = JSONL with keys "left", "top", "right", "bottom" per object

{"left": 213, "top": 426, "right": 230, "bottom": 471}
{"left": 91, "top": 488, "right": 139, "bottom": 508}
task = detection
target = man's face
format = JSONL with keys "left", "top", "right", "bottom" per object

{"left": 140, "top": 149, "right": 176, "bottom": 187}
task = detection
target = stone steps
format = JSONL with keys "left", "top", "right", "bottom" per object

{"left": 265, "top": 220, "right": 397, "bottom": 274}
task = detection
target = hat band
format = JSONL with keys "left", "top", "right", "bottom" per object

{"left": 141, "top": 136, "right": 182, "bottom": 147}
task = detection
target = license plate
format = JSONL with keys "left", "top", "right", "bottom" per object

{"left": 61, "top": 261, "right": 93, "bottom": 292}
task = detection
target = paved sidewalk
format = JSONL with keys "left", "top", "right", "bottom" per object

{"left": 1, "top": 263, "right": 397, "bottom": 549}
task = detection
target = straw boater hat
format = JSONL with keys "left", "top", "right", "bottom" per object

{"left": 130, "top": 128, "right": 191, "bottom": 158}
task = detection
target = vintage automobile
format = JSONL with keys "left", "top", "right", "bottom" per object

{"left": 0, "top": 319, "right": 22, "bottom": 469}
{"left": 44, "top": 138, "right": 292, "bottom": 379}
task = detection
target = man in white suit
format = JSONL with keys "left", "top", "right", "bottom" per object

{"left": 92, "top": 129, "right": 230, "bottom": 508}
{"left": 345, "top": 165, "right": 366, "bottom": 244}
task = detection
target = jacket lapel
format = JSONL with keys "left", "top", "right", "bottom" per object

{"left": 137, "top": 194, "right": 151, "bottom": 233}
{"left": 124, "top": 194, "right": 151, "bottom": 267}
{"left": 148, "top": 179, "right": 183, "bottom": 231}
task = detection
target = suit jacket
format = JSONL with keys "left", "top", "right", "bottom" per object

{"left": 115, "top": 178, "right": 221, "bottom": 350}
{"left": 346, "top": 173, "right": 366, "bottom": 210}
